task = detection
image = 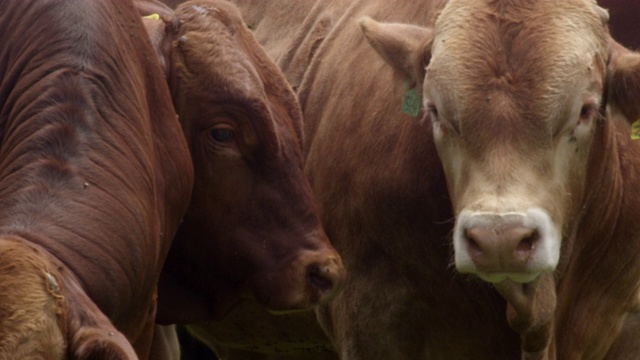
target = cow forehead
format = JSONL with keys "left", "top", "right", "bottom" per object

{"left": 173, "top": 2, "right": 266, "bottom": 103}
{"left": 428, "top": 0, "right": 608, "bottom": 121}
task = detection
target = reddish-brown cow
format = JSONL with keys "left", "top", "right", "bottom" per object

{"left": 207, "top": 0, "right": 640, "bottom": 358}
{"left": 136, "top": 0, "right": 345, "bottom": 357}
{"left": 0, "top": 0, "right": 193, "bottom": 358}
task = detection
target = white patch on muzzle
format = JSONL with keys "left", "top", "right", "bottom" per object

{"left": 453, "top": 207, "right": 560, "bottom": 283}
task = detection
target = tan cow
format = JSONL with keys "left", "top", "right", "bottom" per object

{"left": 363, "top": 0, "right": 640, "bottom": 358}
{"left": 202, "top": 0, "right": 640, "bottom": 358}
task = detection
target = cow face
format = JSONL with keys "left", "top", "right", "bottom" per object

{"left": 426, "top": 0, "right": 609, "bottom": 284}
{"left": 142, "top": 0, "right": 344, "bottom": 318}
{"left": 360, "top": 0, "right": 612, "bottom": 284}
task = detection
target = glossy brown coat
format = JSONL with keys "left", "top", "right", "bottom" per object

{"left": 223, "top": 0, "right": 640, "bottom": 359}
{"left": 136, "top": 2, "right": 345, "bottom": 356}
{"left": 0, "top": 0, "right": 193, "bottom": 358}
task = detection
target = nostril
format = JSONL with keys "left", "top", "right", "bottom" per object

{"left": 516, "top": 230, "right": 538, "bottom": 255}
{"left": 308, "top": 266, "right": 334, "bottom": 294}
{"left": 464, "top": 229, "right": 483, "bottom": 257}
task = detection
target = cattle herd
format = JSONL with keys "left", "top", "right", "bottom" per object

{"left": 0, "top": 0, "right": 639, "bottom": 359}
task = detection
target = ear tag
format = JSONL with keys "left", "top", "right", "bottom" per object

{"left": 402, "top": 87, "right": 421, "bottom": 117}
{"left": 143, "top": 13, "right": 161, "bottom": 20}
{"left": 631, "top": 119, "right": 640, "bottom": 140}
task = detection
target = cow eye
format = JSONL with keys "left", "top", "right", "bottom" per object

{"left": 579, "top": 104, "right": 593, "bottom": 120}
{"left": 210, "top": 128, "right": 235, "bottom": 143}
{"left": 579, "top": 101, "right": 599, "bottom": 123}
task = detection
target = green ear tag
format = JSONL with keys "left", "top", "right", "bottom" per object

{"left": 402, "top": 88, "right": 421, "bottom": 117}
{"left": 632, "top": 119, "right": 640, "bottom": 140}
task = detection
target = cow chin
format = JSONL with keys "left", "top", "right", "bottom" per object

{"left": 453, "top": 207, "right": 561, "bottom": 284}
{"left": 476, "top": 271, "right": 542, "bottom": 284}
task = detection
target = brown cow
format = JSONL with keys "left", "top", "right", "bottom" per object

{"left": 0, "top": 0, "right": 193, "bottom": 359}
{"left": 598, "top": 0, "right": 640, "bottom": 50}
{"left": 136, "top": 0, "right": 346, "bottom": 357}
{"left": 203, "top": 0, "right": 640, "bottom": 358}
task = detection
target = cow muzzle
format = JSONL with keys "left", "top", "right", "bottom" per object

{"left": 453, "top": 208, "right": 560, "bottom": 283}
{"left": 306, "top": 253, "right": 345, "bottom": 303}
{"left": 251, "top": 245, "right": 345, "bottom": 312}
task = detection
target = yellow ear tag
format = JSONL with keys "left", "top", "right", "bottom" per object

{"left": 631, "top": 119, "right": 640, "bottom": 140}
{"left": 143, "top": 13, "right": 161, "bottom": 20}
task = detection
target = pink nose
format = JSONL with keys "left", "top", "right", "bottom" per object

{"left": 464, "top": 225, "right": 539, "bottom": 273}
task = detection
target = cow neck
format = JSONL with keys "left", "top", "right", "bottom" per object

{"left": 493, "top": 115, "right": 624, "bottom": 356}
{"left": 550, "top": 114, "right": 626, "bottom": 358}
{"left": 493, "top": 273, "right": 555, "bottom": 355}
{"left": 558, "top": 115, "right": 623, "bottom": 281}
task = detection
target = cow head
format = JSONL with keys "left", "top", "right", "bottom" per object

{"left": 0, "top": 237, "right": 137, "bottom": 359}
{"left": 140, "top": 0, "right": 345, "bottom": 320}
{"left": 361, "top": 0, "right": 640, "bottom": 350}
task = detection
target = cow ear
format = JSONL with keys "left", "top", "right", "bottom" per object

{"left": 142, "top": 15, "right": 173, "bottom": 79}
{"left": 607, "top": 39, "right": 640, "bottom": 124}
{"left": 359, "top": 16, "right": 434, "bottom": 87}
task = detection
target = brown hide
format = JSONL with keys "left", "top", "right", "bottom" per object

{"left": 0, "top": 0, "right": 193, "bottom": 358}
{"left": 136, "top": 1, "right": 345, "bottom": 355}
{"left": 208, "top": 0, "right": 640, "bottom": 359}
{"left": 361, "top": 1, "right": 640, "bottom": 360}
{"left": 188, "top": 0, "right": 519, "bottom": 359}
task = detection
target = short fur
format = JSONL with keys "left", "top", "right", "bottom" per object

{"left": 135, "top": 0, "right": 346, "bottom": 358}
{"left": 225, "top": 0, "right": 640, "bottom": 359}
{"left": 0, "top": 0, "right": 193, "bottom": 357}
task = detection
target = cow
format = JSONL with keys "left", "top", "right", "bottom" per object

{"left": 211, "top": 0, "right": 640, "bottom": 358}
{"left": 597, "top": 0, "right": 640, "bottom": 50}
{"left": 0, "top": 0, "right": 193, "bottom": 359}
{"left": 358, "top": 0, "right": 640, "bottom": 357}
{"left": 135, "top": 0, "right": 346, "bottom": 357}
